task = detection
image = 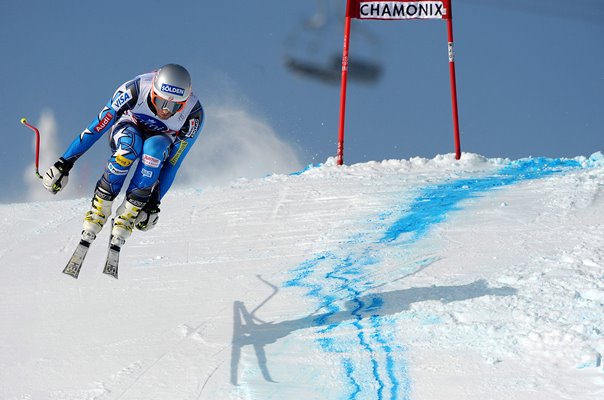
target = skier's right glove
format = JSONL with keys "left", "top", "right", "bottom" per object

{"left": 135, "top": 201, "right": 160, "bottom": 231}
{"left": 42, "top": 158, "right": 73, "bottom": 194}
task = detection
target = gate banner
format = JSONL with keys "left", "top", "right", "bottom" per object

{"left": 350, "top": 0, "right": 451, "bottom": 20}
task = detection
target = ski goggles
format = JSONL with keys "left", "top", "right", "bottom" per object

{"left": 150, "top": 89, "right": 186, "bottom": 114}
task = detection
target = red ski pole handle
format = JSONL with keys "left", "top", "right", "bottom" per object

{"left": 20, "top": 117, "right": 43, "bottom": 179}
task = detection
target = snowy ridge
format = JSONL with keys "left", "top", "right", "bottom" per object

{"left": 1, "top": 153, "right": 604, "bottom": 400}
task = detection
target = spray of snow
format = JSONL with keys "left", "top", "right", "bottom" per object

{"left": 176, "top": 102, "right": 303, "bottom": 189}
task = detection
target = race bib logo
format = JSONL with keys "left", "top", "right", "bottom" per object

{"left": 142, "top": 154, "right": 161, "bottom": 168}
{"left": 112, "top": 90, "right": 132, "bottom": 109}
{"left": 132, "top": 113, "right": 168, "bottom": 132}
{"left": 160, "top": 83, "right": 185, "bottom": 97}
{"left": 185, "top": 118, "right": 200, "bottom": 138}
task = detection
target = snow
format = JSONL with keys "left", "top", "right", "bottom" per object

{"left": 1, "top": 153, "right": 604, "bottom": 400}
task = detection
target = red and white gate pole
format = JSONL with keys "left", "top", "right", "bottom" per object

{"left": 447, "top": 1, "right": 461, "bottom": 160}
{"left": 336, "top": 0, "right": 352, "bottom": 166}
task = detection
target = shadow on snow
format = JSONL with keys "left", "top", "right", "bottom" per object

{"left": 230, "top": 276, "right": 516, "bottom": 385}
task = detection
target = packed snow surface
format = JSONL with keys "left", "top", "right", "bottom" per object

{"left": 1, "top": 153, "right": 604, "bottom": 400}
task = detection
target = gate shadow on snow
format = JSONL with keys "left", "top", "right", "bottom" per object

{"left": 230, "top": 276, "right": 516, "bottom": 385}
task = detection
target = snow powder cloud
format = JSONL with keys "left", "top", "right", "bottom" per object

{"left": 176, "top": 103, "right": 303, "bottom": 189}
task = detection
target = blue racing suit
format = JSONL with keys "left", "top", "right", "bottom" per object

{"left": 62, "top": 72, "right": 204, "bottom": 206}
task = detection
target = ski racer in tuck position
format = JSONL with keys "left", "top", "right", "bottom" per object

{"left": 42, "top": 64, "right": 204, "bottom": 247}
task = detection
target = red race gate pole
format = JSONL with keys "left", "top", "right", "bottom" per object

{"left": 337, "top": 0, "right": 353, "bottom": 166}
{"left": 446, "top": 0, "right": 461, "bottom": 159}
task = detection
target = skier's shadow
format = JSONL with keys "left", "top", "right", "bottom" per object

{"left": 230, "top": 276, "right": 517, "bottom": 385}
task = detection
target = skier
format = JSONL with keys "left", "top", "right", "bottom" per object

{"left": 42, "top": 64, "right": 204, "bottom": 248}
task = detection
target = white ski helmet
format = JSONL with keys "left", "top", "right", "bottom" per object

{"left": 151, "top": 64, "right": 192, "bottom": 113}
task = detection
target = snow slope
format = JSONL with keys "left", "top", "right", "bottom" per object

{"left": 1, "top": 153, "right": 604, "bottom": 400}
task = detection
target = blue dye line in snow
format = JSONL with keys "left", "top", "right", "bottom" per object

{"left": 343, "top": 358, "right": 362, "bottom": 399}
{"left": 369, "top": 316, "right": 410, "bottom": 400}
{"left": 285, "top": 157, "right": 582, "bottom": 400}
{"left": 382, "top": 157, "right": 581, "bottom": 243}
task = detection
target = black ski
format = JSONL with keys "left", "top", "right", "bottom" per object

{"left": 102, "top": 220, "right": 123, "bottom": 279}
{"left": 102, "top": 242, "right": 121, "bottom": 279}
{"left": 63, "top": 239, "right": 92, "bottom": 279}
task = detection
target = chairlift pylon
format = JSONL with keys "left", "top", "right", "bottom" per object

{"left": 284, "top": 0, "right": 383, "bottom": 85}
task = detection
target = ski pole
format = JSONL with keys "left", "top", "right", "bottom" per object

{"left": 20, "top": 117, "right": 43, "bottom": 179}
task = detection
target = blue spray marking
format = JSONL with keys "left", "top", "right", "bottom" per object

{"left": 382, "top": 157, "right": 581, "bottom": 243}
{"left": 285, "top": 157, "right": 583, "bottom": 399}
{"left": 289, "top": 163, "right": 323, "bottom": 176}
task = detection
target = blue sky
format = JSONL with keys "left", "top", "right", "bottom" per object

{"left": 1, "top": 0, "right": 603, "bottom": 203}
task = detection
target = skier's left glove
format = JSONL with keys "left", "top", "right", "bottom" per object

{"left": 135, "top": 201, "right": 160, "bottom": 231}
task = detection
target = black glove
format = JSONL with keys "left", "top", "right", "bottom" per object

{"left": 42, "top": 158, "right": 73, "bottom": 194}
{"left": 135, "top": 201, "right": 161, "bottom": 231}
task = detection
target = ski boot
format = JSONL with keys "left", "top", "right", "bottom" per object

{"left": 111, "top": 199, "right": 143, "bottom": 246}
{"left": 82, "top": 192, "right": 113, "bottom": 242}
